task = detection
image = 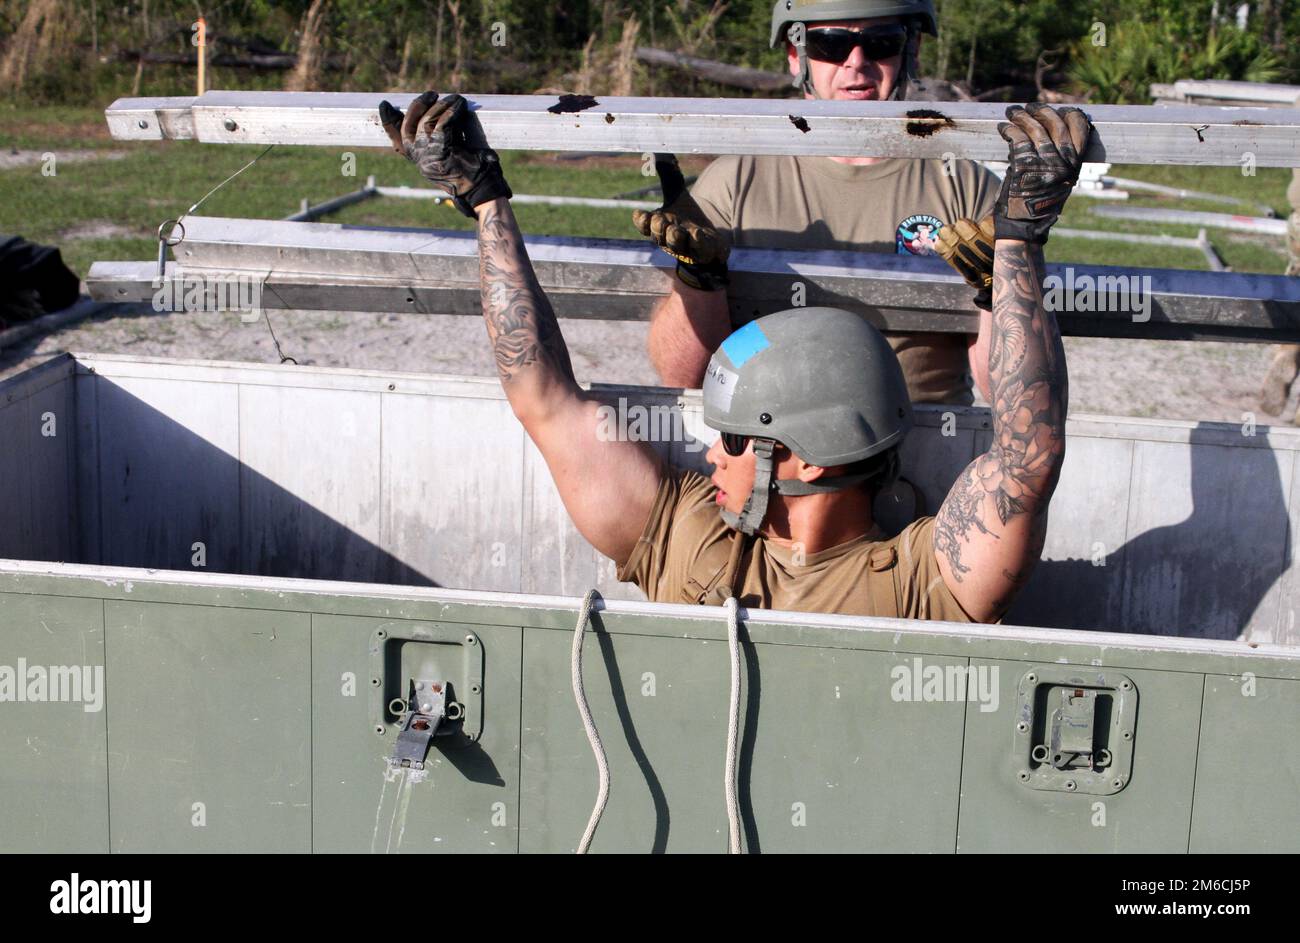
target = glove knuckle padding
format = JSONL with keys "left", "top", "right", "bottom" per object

{"left": 1032, "top": 105, "right": 1069, "bottom": 140}
{"left": 649, "top": 212, "right": 669, "bottom": 242}
{"left": 694, "top": 231, "right": 720, "bottom": 261}
{"left": 403, "top": 93, "right": 436, "bottom": 144}
{"left": 1064, "top": 109, "right": 1093, "bottom": 156}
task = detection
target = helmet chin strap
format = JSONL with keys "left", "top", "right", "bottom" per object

{"left": 719, "top": 440, "right": 899, "bottom": 534}
{"left": 721, "top": 438, "right": 777, "bottom": 536}
{"left": 792, "top": 21, "right": 920, "bottom": 102}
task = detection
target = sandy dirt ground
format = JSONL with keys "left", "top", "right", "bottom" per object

{"left": 0, "top": 149, "right": 129, "bottom": 171}
{"left": 0, "top": 298, "right": 1292, "bottom": 426}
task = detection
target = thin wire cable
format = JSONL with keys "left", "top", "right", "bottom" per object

{"left": 176, "top": 143, "right": 276, "bottom": 226}
{"left": 723, "top": 595, "right": 742, "bottom": 854}
{"left": 571, "top": 588, "right": 609, "bottom": 854}
{"left": 260, "top": 309, "right": 296, "bottom": 364}
{"left": 159, "top": 144, "right": 296, "bottom": 363}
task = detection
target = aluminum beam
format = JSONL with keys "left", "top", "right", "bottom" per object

{"left": 85, "top": 217, "right": 1300, "bottom": 342}
{"left": 374, "top": 185, "right": 658, "bottom": 211}
{"left": 105, "top": 92, "right": 1300, "bottom": 167}
{"left": 1090, "top": 205, "right": 1289, "bottom": 236}
{"left": 1152, "top": 80, "right": 1300, "bottom": 106}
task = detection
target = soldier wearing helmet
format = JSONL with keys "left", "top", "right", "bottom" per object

{"left": 380, "top": 90, "right": 1093, "bottom": 623}
{"left": 635, "top": 0, "right": 1003, "bottom": 407}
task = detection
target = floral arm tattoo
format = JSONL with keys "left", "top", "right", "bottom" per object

{"left": 476, "top": 198, "right": 577, "bottom": 388}
{"left": 934, "top": 240, "right": 1067, "bottom": 605}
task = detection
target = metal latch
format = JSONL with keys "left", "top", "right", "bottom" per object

{"left": 1038, "top": 687, "right": 1111, "bottom": 771}
{"left": 387, "top": 679, "right": 465, "bottom": 771}
{"left": 1013, "top": 667, "right": 1137, "bottom": 795}
{"left": 370, "top": 623, "right": 485, "bottom": 746}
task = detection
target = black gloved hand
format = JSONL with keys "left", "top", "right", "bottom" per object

{"left": 379, "top": 92, "right": 512, "bottom": 218}
{"left": 993, "top": 103, "right": 1093, "bottom": 245}
{"left": 632, "top": 154, "right": 730, "bottom": 292}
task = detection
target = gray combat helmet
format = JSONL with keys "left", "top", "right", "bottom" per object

{"left": 770, "top": 0, "right": 939, "bottom": 100}
{"left": 703, "top": 307, "right": 914, "bottom": 534}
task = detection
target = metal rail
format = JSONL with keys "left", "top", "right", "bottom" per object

{"left": 1089, "top": 205, "right": 1289, "bottom": 236}
{"left": 85, "top": 217, "right": 1300, "bottom": 342}
{"left": 104, "top": 92, "right": 1300, "bottom": 166}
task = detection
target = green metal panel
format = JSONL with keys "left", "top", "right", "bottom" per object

{"left": 310, "top": 614, "right": 521, "bottom": 853}
{"left": 103, "top": 600, "right": 311, "bottom": 852}
{"left": 0, "top": 592, "right": 108, "bottom": 853}
{"left": 742, "top": 643, "right": 967, "bottom": 852}
{"left": 956, "top": 659, "right": 1204, "bottom": 852}
{"left": 519, "top": 625, "right": 965, "bottom": 852}
{"left": 3, "top": 566, "right": 1300, "bottom": 852}
{"left": 1190, "top": 674, "right": 1300, "bottom": 852}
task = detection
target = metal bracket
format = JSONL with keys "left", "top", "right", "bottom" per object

{"left": 1012, "top": 667, "right": 1138, "bottom": 796}
{"left": 370, "top": 622, "right": 484, "bottom": 747}
{"left": 388, "top": 679, "right": 449, "bottom": 771}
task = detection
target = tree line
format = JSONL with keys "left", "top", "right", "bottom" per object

{"left": 1, "top": 0, "right": 1296, "bottom": 105}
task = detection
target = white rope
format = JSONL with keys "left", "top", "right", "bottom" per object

{"left": 571, "top": 588, "right": 610, "bottom": 854}
{"left": 724, "top": 595, "right": 742, "bottom": 854}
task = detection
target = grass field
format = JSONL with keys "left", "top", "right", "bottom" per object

{"left": 1, "top": 103, "right": 1293, "bottom": 281}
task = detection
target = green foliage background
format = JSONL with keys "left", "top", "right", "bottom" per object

{"left": 1, "top": 0, "right": 1296, "bottom": 106}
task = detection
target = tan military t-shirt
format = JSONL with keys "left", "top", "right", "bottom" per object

{"left": 617, "top": 467, "right": 976, "bottom": 622}
{"left": 690, "top": 154, "right": 1001, "bottom": 404}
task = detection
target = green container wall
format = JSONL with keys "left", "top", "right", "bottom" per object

{"left": 1, "top": 354, "right": 1298, "bottom": 852}
{"left": 0, "top": 566, "right": 1296, "bottom": 853}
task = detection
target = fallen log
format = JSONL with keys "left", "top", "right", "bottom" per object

{"left": 634, "top": 47, "right": 790, "bottom": 93}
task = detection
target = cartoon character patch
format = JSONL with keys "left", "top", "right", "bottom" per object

{"left": 896, "top": 214, "right": 944, "bottom": 256}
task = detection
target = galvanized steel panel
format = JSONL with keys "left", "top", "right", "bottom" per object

{"left": 0, "top": 401, "right": 29, "bottom": 560}
{"left": 1263, "top": 454, "right": 1300, "bottom": 646}
{"left": 1007, "top": 436, "right": 1135, "bottom": 631}
{"left": 0, "top": 358, "right": 76, "bottom": 563}
{"left": 1121, "top": 437, "right": 1293, "bottom": 639}
{"left": 238, "top": 384, "right": 384, "bottom": 581}
{"left": 22, "top": 377, "right": 75, "bottom": 563}
{"left": 379, "top": 393, "right": 523, "bottom": 590}
{"left": 73, "top": 372, "right": 102, "bottom": 565}
{"left": 94, "top": 376, "right": 241, "bottom": 572}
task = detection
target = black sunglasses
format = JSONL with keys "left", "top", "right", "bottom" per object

{"left": 720, "top": 432, "right": 750, "bottom": 457}
{"left": 803, "top": 25, "right": 908, "bottom": 64}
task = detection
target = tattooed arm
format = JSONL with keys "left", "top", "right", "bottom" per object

{"left": 933, "top": 239, "right": 1066, "bottom": 621}
{"left": 476, "top": 198, "right": 663, "bottom": 563}
{"left": 933, "top": 104, "right": 1091, "bottom": 622}
{"left": 377, "top": 91, "right": 662, "bottom": 564}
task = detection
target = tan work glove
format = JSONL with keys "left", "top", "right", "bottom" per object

{"left": 632, "top": 154, "right": 731, "bottom": 291}
{"left": 936, "top": 214, "right": 996, "bottom": 311}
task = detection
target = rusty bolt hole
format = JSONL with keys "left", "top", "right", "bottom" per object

{"left": 412, "top": 718, "right": 430, "bottom": 731}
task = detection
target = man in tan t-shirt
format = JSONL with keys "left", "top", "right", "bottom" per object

{"left": 380, "top": 88, "right": 1091, "bottom": 624}
{"left": 634, "top": 0, "right": 1001, "bottom": 405}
